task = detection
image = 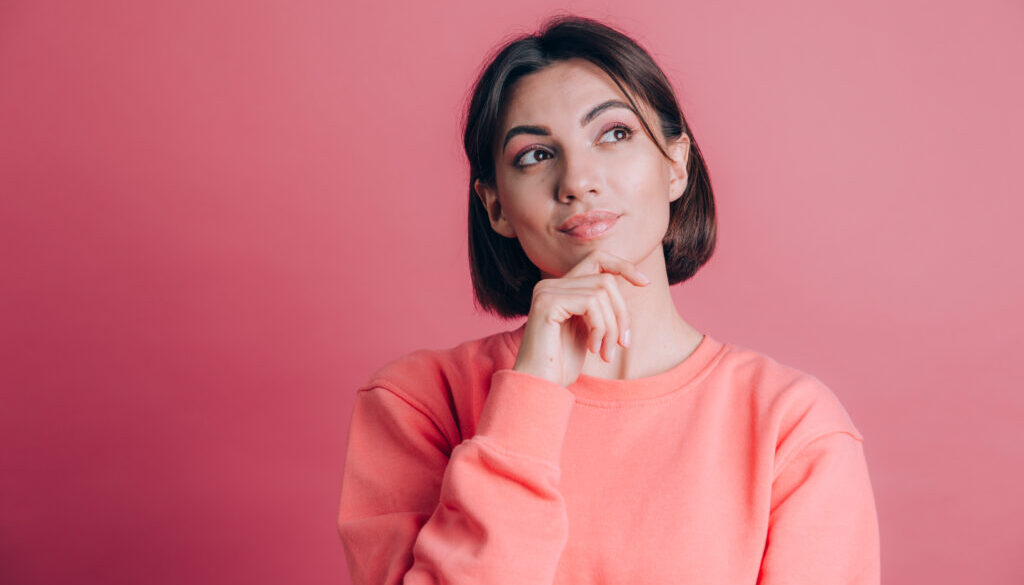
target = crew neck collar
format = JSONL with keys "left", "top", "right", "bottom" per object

{"left": 501, "top": 322, "right": 727, "bottom": 404}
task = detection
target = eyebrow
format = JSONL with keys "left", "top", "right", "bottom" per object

{"left": 501, "top": 99, "right": 637, "bottom": 152}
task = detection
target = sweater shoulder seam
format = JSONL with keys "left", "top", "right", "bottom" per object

{"left": 358, "top": 382, "right": 456, "bottom": 452}
{"left": 772, "top": 429, "right": 864, "bottom": 483}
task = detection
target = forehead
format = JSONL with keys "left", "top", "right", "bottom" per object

{"left": 507, "top": 59, "right": 618, "bottom": 106}
{"left": 500, "top": 59, "right": 640, "bottom": 126}
{"left": 492, "top": 59, "right": 668, "bottom": 159}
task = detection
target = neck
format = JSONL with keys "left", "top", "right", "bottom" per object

{"left": 578, "top": 247, "right": 702, "bottom": 381}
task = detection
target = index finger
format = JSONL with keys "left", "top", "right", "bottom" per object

{"left": 563, "top": 249, "right": 651, "bottom": 286}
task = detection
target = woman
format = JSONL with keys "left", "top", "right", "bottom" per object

{"left": 337, "top": 15, "right": 880, "bottom": 585}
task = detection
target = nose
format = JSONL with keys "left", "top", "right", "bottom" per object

{"left": 555, "top": 147, "right": 600, "bottom": 203}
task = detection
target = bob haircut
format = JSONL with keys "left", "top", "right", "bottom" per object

{"left": 463, "top": 14, "right": 717, "bottom": 319}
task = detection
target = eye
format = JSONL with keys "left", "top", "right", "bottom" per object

{"left": 513, "top": 147, "right": 553, "bottom": 168}
{"left": 598, "top": 123, "right": 635, "bottom": 144}
{"left": 512, "top": 124, "right": 635, "bottom": 169}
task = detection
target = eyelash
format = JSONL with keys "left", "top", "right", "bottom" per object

{"left": 513, "top": 123, "right": 636, "bottom": 168}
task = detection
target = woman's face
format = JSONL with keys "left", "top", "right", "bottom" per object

{"left": 474, "top": 58, "right": 690, "bottom": 279}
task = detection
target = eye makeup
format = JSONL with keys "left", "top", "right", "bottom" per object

{"left": 511, "top": 122, "right": 636, "bottom": 169}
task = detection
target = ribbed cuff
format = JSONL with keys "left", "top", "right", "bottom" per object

{"left": 475, "top": 369, "right": 577, "bottom": 466}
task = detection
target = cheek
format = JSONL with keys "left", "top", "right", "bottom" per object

{"left": 617, "top": 157, "right": 673, "bottom": 233}
{"left": 499, "top": 188, "right": 550, "bottom": 232}
{"left": 613, "top": 149, "right": 663, "bottom": 190}
{"left": 502, "top": 201, "right": 544, "bottom": 234}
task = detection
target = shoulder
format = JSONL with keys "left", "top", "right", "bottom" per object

{"left": 357, "top": 326, "right": 518, "bottom": 432}
{"left": 361, "top": 327, "right": 514, "bottom": 393}
{"left": 714, "top": 339, "right": 864, "bottom": 469}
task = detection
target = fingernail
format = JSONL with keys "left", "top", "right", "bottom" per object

{"left": 638, "top": 271, "right": 651, "bottom": 284}
{"left": 623, "top": 328, "right": 631, "bottom": 347}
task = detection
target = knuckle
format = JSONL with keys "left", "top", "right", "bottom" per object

{"left": 532, "top": 292, "right": 552, "bottom": 312}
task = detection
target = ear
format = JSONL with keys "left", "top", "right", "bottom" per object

{"left": 666, "top": 134, "right": 691, "bottom": 203}
{"left": 473, "top": 178, "right": 517, "bottom": 238}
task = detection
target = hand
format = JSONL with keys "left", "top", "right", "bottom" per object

{"left": 512, "top": 249, "right": 651, "bottom": 387}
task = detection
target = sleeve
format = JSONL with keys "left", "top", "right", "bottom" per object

{"left": 337, "top": 368, "right": 577, "bottom": 585}
{"left": 757, "top": 431, "right": 881, "bottom": 585}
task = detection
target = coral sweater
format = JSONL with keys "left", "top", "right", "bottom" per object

{"left": 337, "top": 324, "right": 881, "bottom": 584}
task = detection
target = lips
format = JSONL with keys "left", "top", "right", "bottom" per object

{"left": 557, "top": 209, "right": 621, "bottom": 232}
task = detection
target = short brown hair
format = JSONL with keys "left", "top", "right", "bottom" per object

{"left": 463, "top": 14, "right": 717, "bottom": 319}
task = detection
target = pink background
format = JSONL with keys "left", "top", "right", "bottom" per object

{"left": 1, "top": 1, "right": 1021, "bottom": 583}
